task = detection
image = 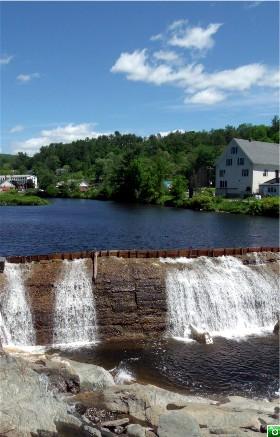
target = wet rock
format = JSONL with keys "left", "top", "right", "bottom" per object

{"left": 64, "top": 358, "right": 115, "bottom": 390}
{"left": 273, "top": 320, "right": 279, "bottom": 334}
{"left": 189, "top": 325, "right": 213, "bottom": 345}
{"left": 158, "top": 410, "right": 202, "bottom": 437}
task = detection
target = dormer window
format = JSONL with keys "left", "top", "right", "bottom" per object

{"left": 231, "top": 146, "right": 238, "bottom": 154}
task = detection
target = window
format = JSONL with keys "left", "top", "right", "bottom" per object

{"left": 220, "top": 180, "right": 227, "bottom": 188}
{"left": 219, "top": 169, "right": 225, "bottom": 177}
{"left": 237, "top": 158, "right": 244, "bottom": 165}
{"left": 226, "top": 159, "right": 232, "bottom": 166}
{"left": 231, "top": 146, "right": 238, "bottom": 154}
{"left": 242, "top": 169, "right": 249, "bottom": 177}
{"left": 263, "top": 170, "right": 268, "bottom": 176}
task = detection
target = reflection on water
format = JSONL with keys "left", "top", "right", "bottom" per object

{"left": 57, "top": 335, "right": 279, "bottom": 400}
{"left": 0, "top": 198, "right": 278, "bottom": 256}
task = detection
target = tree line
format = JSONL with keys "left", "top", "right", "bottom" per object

{"left": 1, "top": 117, "right": 279, "bottom": 205}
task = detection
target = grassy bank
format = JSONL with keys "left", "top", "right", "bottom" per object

{"left": 0, "top": 192, "right": 49, "bottom": 206}
{"left": 183, "top": 191, "right": 279, "bottom": 217}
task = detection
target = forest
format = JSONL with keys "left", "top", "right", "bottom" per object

{"left": 0, "top": 117, "right": 279, "bottom": 206}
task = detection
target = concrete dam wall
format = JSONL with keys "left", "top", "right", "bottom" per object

{"left": 0, "top": 248, "right": 279, "bottom": 347}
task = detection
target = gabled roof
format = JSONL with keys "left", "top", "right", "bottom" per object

{"left": 259, "top": 178, "right": 280, "bottom": 186}
{"left": 232, "top": 138, "right": 280, "bottom": 166}
{"left": 0, "top": 180, "right": 15, "bottom": 187}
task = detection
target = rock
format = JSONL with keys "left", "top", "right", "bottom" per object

{"left": 64, "top": 358, "right": 115, "bottom": 391}
{"left": 101, "top": 418, "right": 129, "bottom": 427}
{"left": 158, "top": 410, "right": 202, "bottom": 437}
{"left": 126, "top": 423, "right": 146, "bottom": 437}
{"left": 180, "top": 403, "right": 261, "bottom": 431}
{"left": 114, "top": 425, "right": 124, "bottom": 434}
{"left": 82, "top": 425, "right": 102, "bottom": 437}
{"left": 273, "top": 320, "right": 279, "bottom": 334}
{"left": 100, "top": 427, "right": 117, "bottom": 437}
{"left": 72, "top": 383, "right": 213, "bottom": 427}
{"left": 189, "top": 324, "right": 213, "bottom": 345}
{"left": 0, "top": 354, "right": 83, "bottom": 435}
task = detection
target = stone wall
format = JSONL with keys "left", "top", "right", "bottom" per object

{"left": 0, "top": 252, "right": 279, "bottom": 346}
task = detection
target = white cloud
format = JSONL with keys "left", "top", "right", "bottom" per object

{"left": 9, "top": 125, "right": 25, "bottom": 133}
{"left": 0, "top": 55, "right": 13, "bottom": 65}
{"left": 111, "top": 19, "right": 279, "bottom": 106}
{"left": 186, "top": 88, "right": 225, "bottom": 105}
{"left": 158, "top": 129, "right": 185, "bottom": 137}
{"left": 150, "top": 33, "right": 163, "bottom": 42}
{"left": 168, "top": 19, "right": 188, "bottom": 31}
{"left": 12, "top": 123, "right": 110, "bottom": 155}
{"left": 17, "top": 72, "right": 40, "bottom": 83}
{"left": 153, "top": 50, "right": 179, "bottom": 62}
{"left": 169, "top": 23, "right": 222, "bottom": 51}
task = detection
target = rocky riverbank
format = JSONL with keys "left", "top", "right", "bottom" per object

{"left": 0, "top": 349, "right": 279, "bottom": 437}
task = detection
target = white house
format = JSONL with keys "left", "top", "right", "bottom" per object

{"left": 215, "top": 138, "right": 280, "bottom": 197}
{"left": 0, "top": 174, "right": 38, "bottom": 189}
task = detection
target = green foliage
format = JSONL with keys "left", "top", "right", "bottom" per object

{"left": 3, "top": 117, "right": 278, "bottom": 207}
{"left": 0, "top": 192, "right": 49, "bottom": 206}
{"left": 248, "top": 197, "right": 280, "bottom": 217}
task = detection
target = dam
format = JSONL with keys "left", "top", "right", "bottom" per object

{"left": 0, "top": 246, "right": 279, "bottom": 347}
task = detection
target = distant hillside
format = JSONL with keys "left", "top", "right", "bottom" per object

{"left": 1, "top": 117, "right": 279, "bottom": 205}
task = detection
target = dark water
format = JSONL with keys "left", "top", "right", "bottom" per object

{"left": 0, "top": 199, "right": 278, "bottom": 256}
{"left": 58, "top": 336, "right": 279, "bottom": 400}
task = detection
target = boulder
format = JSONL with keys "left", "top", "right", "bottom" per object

{"left": 158, "top": 410, "right": 202, "bottom": 437}
{"left": 72, "top": 383, "right": 213, "bottom": 427}
{"left": 63, "top": 358, "right": 115, "bottom": 391}
{"left": 126, "top": 424, "right": 146, "bottom": 437}
{"left": 189, "top": 325, "right": 213, "bottom": 345}
{"left": 0, "top": 354, "right": 83, "bottom": 435}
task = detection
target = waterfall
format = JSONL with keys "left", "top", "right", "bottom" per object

{"left": 164, "top": 255, "right": 279, "bottom": 339}
{"left": 0, "top": 263, "right": 35, "bottom": 346}
{"left": 53, "top": 259, "right": 97, "bottom": 345}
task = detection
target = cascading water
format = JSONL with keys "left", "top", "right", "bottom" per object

{"left": 0, "top": 263, "right": 35, "bottom": 346}
{"left": 164, "top": 255, "right": 279, "bottom": 339}
{"left": 53, "top": 259, "right": 97, "bottom": 345}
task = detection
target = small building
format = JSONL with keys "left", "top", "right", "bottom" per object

{"left": 79, "top": 181, "right": 89, "bottom": 192}
{"left": 259, "top": 178, "right": 280, "bottom": 197}
{"left": 0, "top": 180, "right": 16, "bottom": 192}
{"left": 0, "top": 174, "right": 38, "bottom": 189}
{"left": 215, "top": 138, "right": 280, "bottom": 197}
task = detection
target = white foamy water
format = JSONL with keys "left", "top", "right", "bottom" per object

{"left": 53, "top": 259, "right": 97, "bottom": 345}
{"left": 1, "top": 263, "right": 35, "bottom": 346}
{"left": 166, "top": 255, "right": 279, "bottom": 339}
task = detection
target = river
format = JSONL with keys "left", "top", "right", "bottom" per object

{"left": 0, "top": 198, "right": 278, "bottom": 256}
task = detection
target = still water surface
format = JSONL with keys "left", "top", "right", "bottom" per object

{"left": 0, "top": 199, "right": 278, "bottom": 255}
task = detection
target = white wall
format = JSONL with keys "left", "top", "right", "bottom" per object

{"left": 215, "top": 142, "right": 253, "bottom": 195}
{"left": 252, "top": 166, "right": 278, "bottom": 193}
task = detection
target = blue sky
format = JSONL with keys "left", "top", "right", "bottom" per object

{"left": 1, "top": 1, "right": 279, "bottom": 155}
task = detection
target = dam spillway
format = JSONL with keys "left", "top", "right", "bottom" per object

{"left": 0, "top": 249, "right": 279, "bottom": 346}
{"left": 53, "top": 259, "right": 97, "bottom": 345}
{"left": 164, "top": 255, "right": 279, "bottom": 338}
{"left": 0, "top": 263, "right": 35, "bottom": 346}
